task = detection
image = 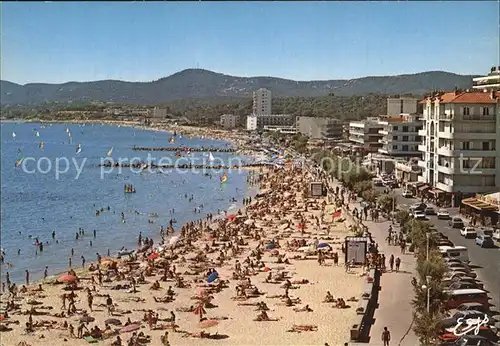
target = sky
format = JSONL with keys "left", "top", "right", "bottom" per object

{"left": 1, "top": 1, "right": 499, "bottom": 84}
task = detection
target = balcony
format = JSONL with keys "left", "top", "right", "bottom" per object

{"left": 436, "top": 182, "right": 453, "bottom": 193}
{"left": 417, "top": 160, "right": 426, "bottom": 168}
{"left": 461, "top": 114, "right": 495, "bottom": 121}
{"left": 417, "top": 175, "right": 427, "bottom": 183}
{"left": 438, "top": 131, "right": 496, "bottom": 140}
{"left": 418, "top": 144, "right": 427, "bottom": 152}
{"left": 379, "top": 130, "right": 389, "bottom": 136}
{"left": 437, "top": 147, "right": 455, "bottom": 156}
{"left": 418, "top": 129, "right": 426, "bottom": 136}
{"left": 437, "top": 164, "right": 454, "bottom": 175}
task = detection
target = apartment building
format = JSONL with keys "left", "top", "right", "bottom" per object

{"left": 473, "top": 66, "right": 500, "bottom": 91}
{"left": 220, "top": 114, "right": 240, "bottom": 129}
{"left": 151, "top": 107, "right": 168, "bottom": 118}
{"left": 296, "top": 117, "right": 343, "bottom": 140}
{"left": 252, "top": 88, "right": 272, "bottom": 115}
{"left": 246, "top": 114, "right": 295, "bottom": 131}
{"left": 386, "top": 96, "right": 420, "bottom": 116}
{"left": 348, "top": 117, "right": 383, "bottom": 153}
{"left": 417, "top": 90, "right": 500, "bottom": 201}
{"left": 377, "top": 114, "right": 423, "bottom": 157}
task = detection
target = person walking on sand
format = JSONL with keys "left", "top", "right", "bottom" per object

{"left": 25, "top": 270, "right": 30, "bottom": 286}
{"left": 395, "top": 257, "right": 401, "bottom": 272}
{"left": 382, "top": 326, "right": 391, "bottom": 346}
{"left": 389, "top": 254, "right": 394, "bottom": 271}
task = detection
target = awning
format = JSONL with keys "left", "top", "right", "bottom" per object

{"left": 419, "top": 185, "right": 430, "bottom": 191}
{"left": 429, "top": 189, "right": 444, "bottom": 195}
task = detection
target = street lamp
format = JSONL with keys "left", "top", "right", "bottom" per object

{"left": 426, "top": 232, "right": 431, "bottom": 261}
{"left": 391, "top": 190, "right": 396, "bottom": 224}
{"left": 421, "top": 275, "right": 432, "bottom": 314}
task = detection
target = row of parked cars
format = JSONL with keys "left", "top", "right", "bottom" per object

{"left": 435, "top": 232, "right": 499, "bottom": 345}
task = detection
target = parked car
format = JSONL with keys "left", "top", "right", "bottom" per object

{"left": 449, "top": 216, "right": 465, "bottom": 229}
{"left": 476, "top": 234, "right": 495, "bottom": 248}
{"left": 480, "top": 228, "right": 494, "bottom": 237}
{"left": 454, "top": 302, "right": 490, "bottom": 314}
{"left": 449, "top": 335, "right": 499, "bottom": 346}
{"left": 410, "top": 203, "right": 427, "bottom": 212}
{"left": 437, "top": 209, "right": 451, "bottom": 219}
{"left": 446, "top": 262, "right": 473, "bottom": 274}
{"left": 460, "top": 227, "right": 477, "bottom": 239}
{"left": 447, "top": 281, "right": 482, "bottom": 291}
{"left": 444, "top": 258, "right": 471, "bottom": 269}
{"left": 446, "top": 270, "right": 477, "bottom": 280}
{"left": 413, "top": 210, "right": 426, "bottom": 220}
{"left": 438, "top": 239, "right": 455, "bottom": 247}
{"left": 493, "top": 229, "right": 500, "bottom": 241}
{"left": 425, "top": 206, "right": 436, "bottom": 215}
{"left": 439, "top": 310, "right": 489, "bottom": 328}
{"left": 402, "top": 190, "right": 413, "bottom": 198}
{"left": 443, "top": 278, "right": 483, "bottom": 290}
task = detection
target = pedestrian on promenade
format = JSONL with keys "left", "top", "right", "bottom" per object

{"left": 389, "top": 254, "right": 394, "bottom": 271}
{"left": 395, "top": 257, "right": 401, "bottom": 272}
{"left": 382, "top": 326, "right": 391, "bottom": 346}
{"left": 25, "top": 270, "right": 30, "bottom": 286}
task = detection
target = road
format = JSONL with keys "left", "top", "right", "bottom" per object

{"left": 388, "top": 187, "right": 500, "bottom": 314}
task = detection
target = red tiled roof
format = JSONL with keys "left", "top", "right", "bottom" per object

{"left": 437, "top": 91, "right": 500, "bottom": 104}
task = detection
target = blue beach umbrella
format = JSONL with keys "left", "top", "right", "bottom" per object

{"left": 317, "top": 243, "right": 330, "bottom": 249}
{"left": 265, "top": 243, "right": 276, "bottom": 250}
{"left": 207, "top": 272, "right": 218, "bottom": 283}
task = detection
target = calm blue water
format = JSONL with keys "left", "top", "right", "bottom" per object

{"left": 1, "top": 123, "right": 256, "bottom": 283}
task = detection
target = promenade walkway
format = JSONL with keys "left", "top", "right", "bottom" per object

{"left": 327, "top": 178, "right": 419, "bottom": 346}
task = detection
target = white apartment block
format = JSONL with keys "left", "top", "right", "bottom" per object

{"left": 378, "top": 114, "right": 423, "bottom": 157}
{"left": 473, "top": 66, "right": 500, "bottom": 91}
{"left": 386, "top": 97, "right": 420, "bottom": 116}
{"left": 348, "top": 117, "right": 383, "bottom": 153}
{"left": 219, "top": 114, "right": 240, "bottom": 129}
{"left": 296, "top": 117, "right": 343, "bottom": 140}
{"left": 252, "top": 88, "right": 272, "bottom": 115}
{"left": 417, "top": 90, "right": 500, "bottom": 196}
{"left": 246, "top": 114, "right": 295, "bottom": 131}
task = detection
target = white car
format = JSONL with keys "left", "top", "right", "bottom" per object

{"left": 413, "top": 211, "right": 426, "bottom": 220}
{"left": 402, "top": 190, "right": 413, "bottom": 198}
{"left": 460, "top": 227, "right": 477, "bottom": 239}
{"left": 437, "top": 209, "right": 450, "bottom": 219}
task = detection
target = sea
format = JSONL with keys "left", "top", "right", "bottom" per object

{"left": 0, "top": 122, "right": 258, "bottom": 283}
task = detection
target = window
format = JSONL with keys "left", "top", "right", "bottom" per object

{"left": 403, "top": 136, "right": 409, "bottom": 142}
{"left": 402, "top": 126, "right": 409, "bottom": 133}
{"left": 461, "top": 142, "right": 470, "bottom": 150}
{"left": 393, "top": 126, "right": 398, "bottom": 131}
{"left": 485, "top": 176, "right": 495, "bottom": 186}
{"left": 393, "top": 135, "right": 398, "bottom": 140}
{"left": 402, "top": 145, "right": 408, "bottom": 151}
{"left": 462, "top": 107, "right": 470, "bottom": 116}
{"left": 482, "top": 142, "right": 490, "bottom": 150}
{"left": 392, "top": 145, "right": 398, "bottom": 150}
{"left": 482, "top": 107, "right": 490, "bottom": 116}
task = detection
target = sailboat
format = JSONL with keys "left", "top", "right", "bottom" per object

{"left": 35, "top": 131, "right": 40, "bottom": 137}
{"left": 220, "top": 171, "right": 228, "bottom": 184}
{"left": 107, "top": 147, "right": 113, "bottom": 157}
{"left": 66, "top": 128, "right": 70, "bottom": 133}
{"left": 39, "top": 141, "right": 44, "bottom": 149}
{"left": 76, "top": 144, "right": 82, "bottom": 154}
{"left": 12, "top": 132, "right": 16, "bottom": 138}
{"left": 208, "top": 152, "right": 215, "bottom": 162}
{"left": 15, "top": 157, "right": 24, "bottom": 168}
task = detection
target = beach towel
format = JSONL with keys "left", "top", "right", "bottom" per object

{"left": 84, "top": 336, "right": 98, "bottom": 343}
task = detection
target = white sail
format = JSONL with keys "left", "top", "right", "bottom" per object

{"left": 35, "top": 131, "right": 40, "bottom": 137}
{"left": 12, "top": 132, "right": 16, "bottom": 138}
{"left": 107, "top": 147, "right": 113, "bottom": 157}
{"left": 209, "top": 152, "right": 215, "bottom": 162}
{"left": 76, "top": 144, "right": 82, "bottom": 154}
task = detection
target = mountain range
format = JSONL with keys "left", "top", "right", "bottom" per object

{"left": 0, "top": 69, "right": 476, "bottom": 106}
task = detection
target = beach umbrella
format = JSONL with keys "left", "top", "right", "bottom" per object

{"left": 58, "top": 274, "right": 77, "bottom": 283}
{"left": 148, "top": 253, "right": 160, "bottom": 260}
{"left": 193, "top": 304, "right": 206, "bottom": 316}
{"left": 270, "top": 249, "right": 279, "bottom": 255}
{"left": 226, "top": 214, "right": 237, "bottom": 220}
{"left": 297, "top": 224, "right": 305, "bottom": 230}
{"left": 120, "top": 323, "right": 141, "bottom": 333}
{"left": 207, "top": 272, "right": 218, "bottom": 283}
{"left": 105, "top": 318, "right": 122, "bottom": 326}
{"left": 317, "top": 243, "right": 330, "bottom": 249}
{"left": 264, "top": 267, "right": 271, "bottom": 272}
{"left": 199, "top": 319, "right": 219, "bottom": 329}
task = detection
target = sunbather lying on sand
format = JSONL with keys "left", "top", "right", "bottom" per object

{"left": 176, "top": 306, "right": 194, "bottom": 312}
{"left": 287, "top": 324, "right": 318, "bottom": 332}
{"left": 153, "top": 296, "right": 174, "bottom": 303}
{"left": 293, "top": 304, "right": 313, "bottom": 312}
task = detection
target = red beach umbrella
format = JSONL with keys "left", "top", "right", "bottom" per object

{"left": 57, "top": 274, "right": 77, "bottom": 283}
{"left": 148, "top": 253, "right": 160, "bottom": 260}
{"left": 193, "top": 304, "right": 206, "bottom": 316}
{"left": 199, "top": 319, "right": 219, "bottom": 329}
{"left": 226, "top": 214, "right": 237, "bottom": 220}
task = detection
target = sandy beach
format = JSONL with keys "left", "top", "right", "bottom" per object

{"left": 0, "top": 164, "right": 367, "bottom": 346}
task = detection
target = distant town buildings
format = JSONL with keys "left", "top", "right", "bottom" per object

{"left": 417, "top": 89, "right": 500, "bottom": 203}
{"left": 377, "top": 113, "right": 422, "bottom": 157}
{"left": 296, "top": 117, "right": 343, "bottom": 140}
{"left": 219, "top": 114, "right": 240, "bottom": 129}
{"left": 252, "top": 88, "right": 272, "bottom": 115}
{"left": 348, "top": 117, "right": 383, "bottom": 153}
{"left": 386, "top": 96, "right": 420, "bottom": 116}
{"left": 151, "top": 107, "right": 168, "bottom": 118}
{"left": 246, "top": 114, "right": 295, "bottom": 131}
{"left": 473, "top": 66, "right": 500, "bottom": 91}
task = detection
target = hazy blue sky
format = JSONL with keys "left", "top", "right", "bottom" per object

{"left": 2, "top": 1, "right": 498, "bottom": 84}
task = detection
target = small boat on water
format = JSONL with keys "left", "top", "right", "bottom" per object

{"left": 124, "top": 184, "right": 136, "bottom": 193}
